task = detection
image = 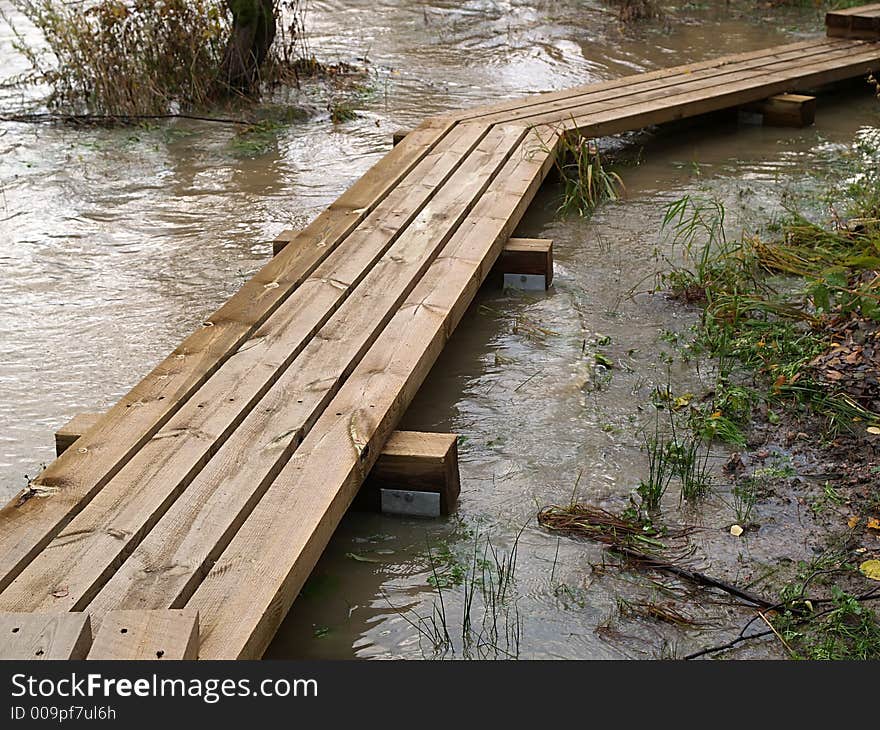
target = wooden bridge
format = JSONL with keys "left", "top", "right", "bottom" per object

{"left": 2, "top": 7, "right": 880, "bottom": 660}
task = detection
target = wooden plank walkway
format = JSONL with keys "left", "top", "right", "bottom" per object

{"left": 2, "top": 20, "right": 879, "bottom": 658}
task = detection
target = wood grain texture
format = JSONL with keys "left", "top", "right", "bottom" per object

{"left": 186, "top": 128, "right": 557, "bottom": 659}
{"left": 88, "top": 610, "right": 198, "bottom": 660}
{"left": 55, "top": 413, "right": 103, "bottom": 457}
{"left": 0, "top": 612, "right": 92, "bottom": 660}
{"left": 84, "top": 124, "right": 523, "bottom": 622}
{"left": 492, "top": 238, "right": 553, "bottom": 287}
{"left": 0, "top": 117, "right": 455, "bottom": 595}
{"left": 0, "top": 123, "right": 493, "bottom": 616}
{"left": 357, "top": 431, "right": 460, "bottom": 514}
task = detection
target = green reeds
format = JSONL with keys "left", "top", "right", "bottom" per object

{"left": 554, "top": 134, "right": 625, "bottom": 219}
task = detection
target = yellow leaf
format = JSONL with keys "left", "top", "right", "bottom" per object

{"left": 868, "top": 517, "right": 880, "bottom": 531}
{"left": 848, "top": 515, "right": 859, "bottom": 529}
{"left": 673, "top": 393, "right": 693, "bottom": 409}
{"left": 867, "top": 426, "right": 880, "bottom": 435}
{"left": 730, "top": 524, "right": 744, "bottom": 537}
{"left": 860, "top": 560, "right": 880, "bottom": 581}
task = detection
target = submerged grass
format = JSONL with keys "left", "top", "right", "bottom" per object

{"left": 659, "top": 129, "right": 880, "bottom": 435}
{"left": 554, "top": 133, "right": 625, "bottom": 219}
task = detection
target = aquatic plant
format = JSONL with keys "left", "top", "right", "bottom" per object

{"left": 385, "top": 531, "right": 523, "bottom": 660}
{"left": 554, "top": 133, "right": 625, "bottom": 219}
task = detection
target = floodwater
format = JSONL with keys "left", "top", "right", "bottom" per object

{"left": 0, "top": 1, "right": 877, "bottom": 659}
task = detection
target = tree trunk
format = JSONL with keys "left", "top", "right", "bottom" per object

{"left": 221, "top": 0, "right": 276, "bottom": 93}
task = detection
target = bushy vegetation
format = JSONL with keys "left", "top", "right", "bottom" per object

{"left": 0, "top": 0, "right": 312, "bottom": 116}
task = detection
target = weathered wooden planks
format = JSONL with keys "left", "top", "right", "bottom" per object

{"left": 827, "top": 4, "right": 880, "bottom": 40}
{"left": 88, "top": 610, "right": 198, "bottom": 660}
{"left": 0, "top": 613, "right": 92, "bottom": 660}
{"left": 3, "top": 21, "right": 880, "bottom": 659}
{"left": 55, "top": 413, "right": 103, "bottom": 457}
{"left": 185, "top": 128, "right": 557, "bottom": 659}
{"left": 457, "top": 38, "right": 849, "bottom": 126}
{"left": 0, "top": 117, "right": 457, "bottom": 594}
{"left": 357, "top": 431, "right": 461, "bottom": 514}
{"left": 512, "top": 41, "right": 880, "bottom": 130}
{"left": 0, "top": 123, "right": 515, "bottom": 616}
{"left": 40, "top": 124, "right": 523, "bottom": 622}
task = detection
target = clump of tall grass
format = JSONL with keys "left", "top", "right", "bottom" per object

{"left": 388, "top": 532, "right": 523, "bottom": 660}
{"left": 605, "top": 0, "right": 663, "bottom": 22}
{"left": 2, "top": 0, "right": 229, "bottom": 115}
{"left": 0, "top": 0, "right": 316, "bottom": 116}
{"left": 554, "top": 134, "right": 625, "bottom": 219}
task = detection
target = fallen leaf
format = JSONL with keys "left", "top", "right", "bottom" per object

{"left": 859, "top": 559, "right": 880, "bottom": 581}
{"left": 867, "top": 426, "right": 880, "bottom": 435}
{"left": 673, "top": 393, "right": 694, "bottom": 409}
{"left": 868, "top": 517, "right": 880, "bottom": 531}
{"left": 51, "top": 587, "right": 69, "bottom": 598}
{"left": 848, "top": 515, "right": 860, "bottom": 529}
{"left": 730, "top": 524, "right": 744, "bottom": 537}
{"left": 594, "top": 353, "right": 614, "bottom": 368}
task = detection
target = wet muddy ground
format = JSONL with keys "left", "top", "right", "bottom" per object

{"left": 1, "top": 1, "right": 877, "bottom": 658}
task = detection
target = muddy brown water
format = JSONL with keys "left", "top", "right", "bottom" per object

{"left": 0, "top": 1, "right": 877, "bottom": 658}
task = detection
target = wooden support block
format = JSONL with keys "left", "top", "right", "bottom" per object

{"left": 55, "top": 412, "right": 102, "bottom": 457}
{"left": 0, "top": 612, "right": 92, "bottom": 659}
{"left": 827, "top": 4, "right": 880, "bottom": 40}
{"left": 355, "top": 431, "right": 460, "bottom": 515}
{"left": 489, "top": 237, "right": 553, "bottom": 289}
{"left": 57, "top": 415, "right": 460, "bottom": 516}
{"left": 88, "top": 610, "right": 199, "bottom": 660}
{"left": 271, "top": 229, "right": 300, "bottom": 256}
{"left": 740, "top": 93, "right": 816, "bottom": 127}
{"left": 392, "top": 129, "right": 412, "bottom": 146}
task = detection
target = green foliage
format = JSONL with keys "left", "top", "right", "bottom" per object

{"left": 3, "top": 0, "right": 230, "bottom": 115}
{"left": 554, "top": 134, "right": 625, "bottom": 219}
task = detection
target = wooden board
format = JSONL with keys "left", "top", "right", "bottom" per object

{"left": 0, "top": 612, "right": 92, "bottom": 660}
{"left": 82, "top": 124, "right": 524, "bottom": 622}
{"left": 742, "top": 93, "right": 816, "bottom": 127}
{"left": 88, "top": 610, "right": 198, "bottom": 660}
{"left": 452, "top": 37, "right": 835, "bottom": 123}
{"left": 357, "top": 431, "right": 460, "bottom": 514}
{"left": 827, "top": 4, "right": 880, "bottom": 40}
{"left": 460, "top": 38, "right": 847, "bottom": 126}
{"left": 55, "top": 413, "right": 102, "bottom": 457}
{"left": 509, "top": 41, "right": 879, "bottom": 130}
{"left": 535, "top": 46, "right": 880, "bottom": 135}
{"left": 491, "top": 238, "right": 553, "bottom": 287}
{"left": 0, "top": 123, "right": 507, "bottom": 616}
{"left": 184, "top": 128, "right": 557, "bottom": 659}
{"left": 0, "top": 117, "right": 456, "bottom": 595}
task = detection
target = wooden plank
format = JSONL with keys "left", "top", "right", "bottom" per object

{"left": 55, "top": 412, "right": 459, "bottom": 511}
{"left": 83, "top": 125, "right": 524, "bottom": 623}
{"left": 0, "top": 613, "right": 92, "bottom": 660}
{"left": 490, "top": 238, "right": 553, "bottom": 287}
{"left": 0, "top": 124, "right": 503, "bottom": 615}
{"left": 742, "top": 93, "right": 816, "bottom": 127}
{"left": 459, "top": 38, "right": 846, "bottom": 126}
{"left": 356, "top": 431, "right": 460, "bottom": 514}
{"left": 506, "top": 41, "right": 878, "bottom": 130}
{"left": 524, "top": 44, "right": 880, "bottom": 133}
{"left": 185, "top": 127, "right": 557, "bottom": 659}
{"left": 827, "top": 4, "right": 880, "bottom": 40}
{"left": 271, "top": 229, "right": 299, "bottom": 256}
{"left": 88, "top": 610, "right": 198, "bottom": 660}
{"left": 0, "top": 117, "right": 457, "bottom": 595}
{"left": 452, "top": 37, "right": 836, "bottom": 123}
{"left": 55, "top": 413, "right": 103, "bottom": 457}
